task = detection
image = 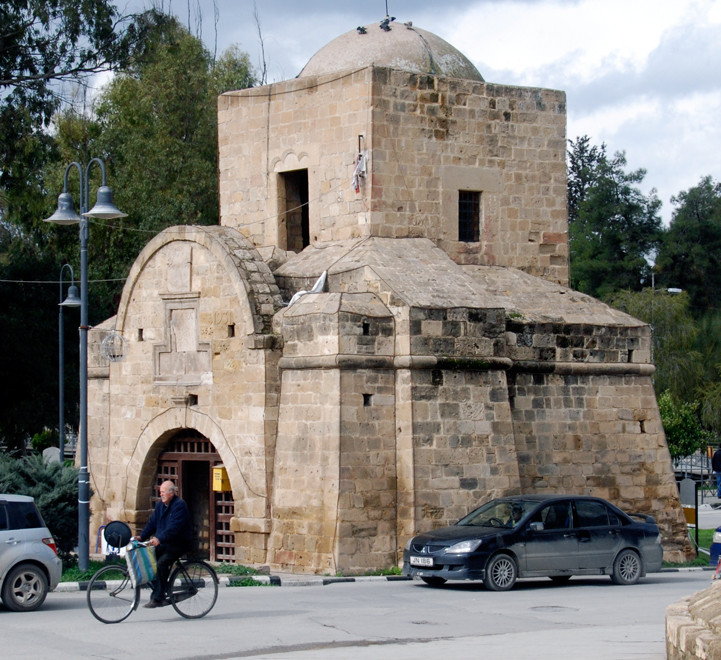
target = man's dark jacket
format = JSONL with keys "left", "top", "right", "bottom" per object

{"left": 713, "top": 449, "right": 721, "bottom": 473}
{"left": 140, "top": 495, "right": 193, "bottom": 553}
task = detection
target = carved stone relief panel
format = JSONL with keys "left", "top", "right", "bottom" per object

{"left": 153, "top": 292, "right": 212, "bottom": 385}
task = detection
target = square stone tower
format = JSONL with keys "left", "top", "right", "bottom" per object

{"left": 218, "top": 24, "right": 568, "bottom": 284}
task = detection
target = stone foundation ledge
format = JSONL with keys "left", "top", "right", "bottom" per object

{"left": 666, "top": 579, "right": 721, "bottom": 659}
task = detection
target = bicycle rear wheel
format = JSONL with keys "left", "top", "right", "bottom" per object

{"left": 86, "top": 564, "right": 139, "bottom": 624}
{"left": 168, "top": 560, "right": 218, "bottom": 619}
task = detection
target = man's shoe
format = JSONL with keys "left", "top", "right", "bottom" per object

{"left": 143, "top": 599, "right": 162, "bottom": 609}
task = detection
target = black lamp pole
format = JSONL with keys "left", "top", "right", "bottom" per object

{"left": 45, "top": 159, "right": 126, "bottom": 570}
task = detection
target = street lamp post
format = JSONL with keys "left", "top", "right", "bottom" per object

{"left": 45, "top": 158, "right": 126, "bottom": 570}
{"left": 58, "top": 264, "right": 81, "bottom": 459}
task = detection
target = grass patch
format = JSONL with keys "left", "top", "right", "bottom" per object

{"left": 61, "top": 559, "right": 119, "bottom": 582}
{"left": 662, "top": 528, "right": 716, "bottom": 568}
{"left": 62, "top": 559, "right": 262, "bottom": 582}
{"left": 227, "top": 577, "right": 271, "bottom": 587}
{"left": 698, "top": 529, "right": 714, "bottom": 549}
{"left": 361, "top": 566, "right": 403, "bottom": 577}
{"left": 214, "top": 563, "right": 262, "bottom": 576}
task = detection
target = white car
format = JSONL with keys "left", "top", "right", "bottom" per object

{"left": 0, "top": 494, "right": 62, "bottom": 611}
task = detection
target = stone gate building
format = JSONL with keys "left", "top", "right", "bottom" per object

{"left": 87, "top": 20, "right": 691, "bottom": 573}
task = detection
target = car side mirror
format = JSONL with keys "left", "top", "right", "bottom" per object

{"left": 529, "top": 522, "right": 544, "bottom": 532}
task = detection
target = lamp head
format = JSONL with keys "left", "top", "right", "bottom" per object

{"left": 60, "top": 284, "right": 81, "bottom": 308}
{"left": 44, "top": 192, "right": 82, "bottom": 225}
{"left": 84, "top": 185, "right": 127, "bottom": 219}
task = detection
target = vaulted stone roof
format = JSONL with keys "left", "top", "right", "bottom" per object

{"left": 298, "top": 22, "right": 484, "bottom": 81}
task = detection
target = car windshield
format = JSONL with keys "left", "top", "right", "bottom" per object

{"left": 457, "top": 499, "right": 537, "bottom": 528}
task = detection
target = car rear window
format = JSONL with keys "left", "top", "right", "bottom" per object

{"left": 6, "top": 501, "right": 44, "bottom": 530}
{"left": 0, "top": 504, "right": 8, "bottom": 531}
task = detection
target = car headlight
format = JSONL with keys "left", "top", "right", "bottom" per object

{"left": 404, "top": 537, "right": 413, "bottom": 551}
{"left": 713, "top": 530, "right": 721, "bottom": 545}
{"left": 445, "top": 539, "right": 482, "bottom": 554}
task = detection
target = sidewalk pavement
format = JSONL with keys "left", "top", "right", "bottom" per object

{"left": 693, "top": 493, "right": 721, "bottom": 530}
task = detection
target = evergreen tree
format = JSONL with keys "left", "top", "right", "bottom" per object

{"left": 567, "top": 136, "right": 663, "bottom": 299}
{"left": 655, "top": 176, "right": 721, "bottom": 316}
{"left": 606, "top": 288, "right": 701, "bottom": 402}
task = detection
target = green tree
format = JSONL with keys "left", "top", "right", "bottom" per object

{"left": 655, "top": 176, "right": 721, "bottom": 316}
{"left": 606, "top": 288, "right": 701, "bottom": 401}
{"left": 67, "top": 13, "right": 258, "bottom": 319}
{"left": 567, "top": 135, "right": 606, "bottom": 226}
{"left": 567, "top": 136, "right": 663, "bottom": 299}
{"left": 0, "top": 231, "right": 74, "bottom": 454}
{"left": 1, "top": 9, "right": 255, "bottom": 451}
{"left": 0, "top": 0, "right": 136, "bottom": 216}
{"left": 657, "top": 390, "right": 709, "bottom": 460}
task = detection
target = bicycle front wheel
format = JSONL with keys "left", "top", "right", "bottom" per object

{"left": 168, "top": 560, "right": 218, "bottom": 619}
{"left": 86, "top": 564, "right": 139, "bottom": 624}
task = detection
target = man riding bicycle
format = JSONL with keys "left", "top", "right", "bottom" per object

{"left": 134, "top": 481, "right": 194, "bottom": 608}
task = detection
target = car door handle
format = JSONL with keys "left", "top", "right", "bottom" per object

{"left": 5, "top": 537, "right": 19, "bottom": 544}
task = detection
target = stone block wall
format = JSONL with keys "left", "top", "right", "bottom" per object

{"left": 337, "top": 368, "right": 397, "bottom": 573}
{"left": 506, "top": 320, "right": 651, "bottom": 365}
{"left": 371, "top": 71, "right": 568, "bottom": 283}
{"left": 270, "top": 365, "right": 343, "bottom": 573}
{"left": 411, "top": 367, "right": 519, "bottom": 528}
{"left": 667, "top": 581, "right": 721, "bottom": 659}
{"left": 409, "top": 306, "right": 507, "bottom": 358}
{"left": 508, "top": 370, "right": 689, "bottom": 559}
{"left": 218, "top": 71, "right": 372, "bottom": 248}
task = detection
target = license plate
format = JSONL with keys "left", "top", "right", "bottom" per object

{"left": 410, "top": 556, "right": 433, "bottom": 567}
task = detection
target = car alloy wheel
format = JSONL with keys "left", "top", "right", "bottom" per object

{"left": 484, "top": 553, "right": 517, "bottom": 591}
{"left": 1, "top": 563, "right": 49, "bottom": 612}
{"left": 611, "top": 549, "right": 641, "bottom": 585}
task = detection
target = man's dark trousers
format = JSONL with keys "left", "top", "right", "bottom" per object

{"left": 151, "top": 544, "right": 184, "bottom": 602}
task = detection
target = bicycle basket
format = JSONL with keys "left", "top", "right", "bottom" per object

{"left": 104, "top": 521, "right": 132, "bottom": 549}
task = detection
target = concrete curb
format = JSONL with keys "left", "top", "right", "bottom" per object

{"left": 54, "top": 574, "right": 412, "bottom": 592}
{"left": 55, "top": 568, "right": 714, "bottom": 592}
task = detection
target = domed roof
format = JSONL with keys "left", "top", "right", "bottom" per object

{"left": 298, "top": 21, "right": 483, "bottom": 82}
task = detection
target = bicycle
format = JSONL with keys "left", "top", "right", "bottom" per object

{"left": 86, "top": 534, "right": 218, "bottom": 624}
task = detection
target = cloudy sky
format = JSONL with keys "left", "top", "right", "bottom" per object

{"left": 125, "top": 0, "right": 720, "bottom": 224}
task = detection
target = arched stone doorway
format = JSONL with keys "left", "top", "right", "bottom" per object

{"left": 153, "top": 430, "right": 234, "bottom": 562}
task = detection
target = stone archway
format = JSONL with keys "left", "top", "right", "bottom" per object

{"left": 123, "top": 407, "right": 266, "bottom": 563}
{"left": 152, "top": 430, "right": 234, "bottom": 562}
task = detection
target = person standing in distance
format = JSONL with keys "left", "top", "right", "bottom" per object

{"left": 713, "top": 447, "right": 721, "bottom": 499}
{"left": 134, "top": 480, "right": 194, "bottom": 608}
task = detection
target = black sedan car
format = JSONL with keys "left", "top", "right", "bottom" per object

{"left": 403, "top": 495, "right": 663, "bottom": 590}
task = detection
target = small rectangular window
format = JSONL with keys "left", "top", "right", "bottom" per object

{"left": 458, "top": 190, "right": 481, "bottom": 242}
{"left": 279, "top": 169, "right": 310, "bottom": 252}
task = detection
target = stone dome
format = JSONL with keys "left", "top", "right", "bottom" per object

{"left": 298, "top": 21, "right": 484, "bottom": 81}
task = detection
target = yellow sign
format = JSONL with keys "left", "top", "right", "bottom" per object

{"left": 212, "top": 466, "right": 231, "bottom": 492}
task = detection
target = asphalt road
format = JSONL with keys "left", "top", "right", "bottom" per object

{"left": 1, "top": 570, "right": 714, "bottom": 659}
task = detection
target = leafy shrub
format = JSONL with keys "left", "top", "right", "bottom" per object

{"left": 0, "top": 453, "right": 82, "bottom": 563}
{"left": 658, "top": 390, "right": 710, "bottom": 459}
